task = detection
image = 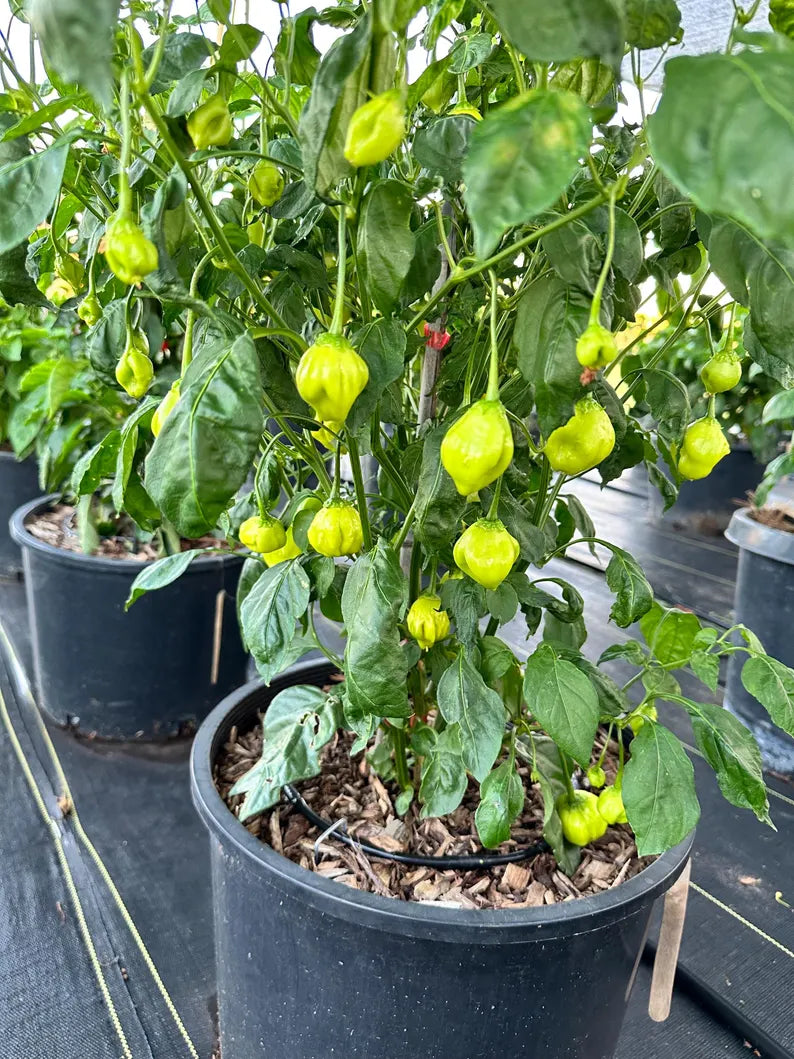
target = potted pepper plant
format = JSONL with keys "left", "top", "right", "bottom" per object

{"left": 12, "top": 0, "right": 794, "bottom": 1053}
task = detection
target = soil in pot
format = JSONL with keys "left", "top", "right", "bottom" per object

{"left": 748, "top": 505, "right": 794, "bottom": 533}
{"left": 216, "top": 708, "right": 651, "bottom": 909}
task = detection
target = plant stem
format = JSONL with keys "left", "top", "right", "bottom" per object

{"left": 486, "top": 269, "right": 500, "bottom": 400}
{"left": 330, "top": 207, "right": 347, "bottom": 336}
{"left": 589, "top": 187, "right": 617, "bottom": 326}
{"left": 391, "top": 725, "right": 411, "bottom": 790}
{"left": 346, "top": 433, "right": 373, "bottom": 550}
{"left": 118, "top": 69, "right": 132, "bottom": 216}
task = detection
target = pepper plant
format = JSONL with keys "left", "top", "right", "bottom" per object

{"left": 7, "top": 0, "right": 794, "bottom": 862}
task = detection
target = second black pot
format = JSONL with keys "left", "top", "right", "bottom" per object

{"left": 0, "top": 452, "right": 40, "bottom": 577}
{"left": 191, "top": 660, "right": 694, "bottom": 1059}
{"left": 10, "top": 496, "right": 249, "bottom": 740}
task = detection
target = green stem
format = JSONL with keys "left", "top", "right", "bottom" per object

{"left": 139, "top": 0, "right": 173, "bottom": 92}
{"left": 433, "top": 199, "right": 456, "bottom": 271}
{"left": 409, "top": 539, "right": 423, "bottom": 603}
{"left": 392, "top": 496, "right": 417, "bottom": 551}
{"left": 182, "top": 248, "right": 215, "bottom": 374}
{"left": 346, "top": 433, "right": 373, "bottom": 550}
{"left": 486, "top": 476, "right": 502, "bottom": 520}
{"left": 391, "top": 725, "right": 411, "bottom": 790}
{"left": 486, "top": 269, "right": 500, "bottom": 401}
{"left": 330, "top": 208, "right": 347, "bottom": 336}
{"left": 589, "top": 187, "right": 617, "bottom": 326}
{"left": 118, "top": 68, "right": 132, "bottom": 216}
{"left": 531, "top": 455, "right": 552, "bottom": 525}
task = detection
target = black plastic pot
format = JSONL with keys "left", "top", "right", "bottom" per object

{"left": 0, "top": 452, "right": 40, "bottom": 577}
{"left": 191, "top": 660, "right": 694, "bottom": 1059}
{"left": 724, "top": 507, "right": 794, "bottom": 773}
{"left": 10, "top": 496, "right": 249, "bottom": 740}
{"left": 647, "top": 446, "right": 763, "bottom": 532}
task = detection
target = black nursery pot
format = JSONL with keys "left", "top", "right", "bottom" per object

{"left": 10, "top": 496, "right": 249, "bottom": 740}
{"left": 724, "top": 507, "right": 794, "bottom": 772}
{"left": 191, "top": 660, "right": 694, "bottom": 1059}
{"left": 0, "top": 452, "right": 40, "bottom": 577}
{"left": 647, "top": 446, "right": 763, "bottom": 532}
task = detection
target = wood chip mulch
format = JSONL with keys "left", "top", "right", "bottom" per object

{"left": 215, "top": 714, "right": 653, "bottom": 910}
{"left": 749, "top": 505, "right": 794, "bottom": 535}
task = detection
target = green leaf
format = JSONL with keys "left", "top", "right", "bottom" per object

{"left": 604, "top": 545, "right": 654, "bottom": 628}
{"left": 523, "top": 643, "right": 599, "bottom": 765}
{"left": 530, "top": 734, "right": 580, "bottom": 875}
{"left": 647, "top": 461, "right": 678, "bottom": 512}
{"left": 0, "top": 140, "right": 69, "bottom": 254}
{"left": 341, "top": 541, "right": 411, "bottom": 720}
{"left": 218, "top": 24, "right": 262, "bottom": 66}
{"left": 275, "top": 11, "right": 321, "bottom": 86}
{"left": 112, "top": 400, "right": 155, "bottom": 514}
{"left": 142, "top": 32, "right": 212, "bottom": 91}
{"left": 231, "top": 685, "right": 340, "bottom": 819}
{"left": 690, "top": 650, "right": 720, "bottom": 692}
{"left": 486, "top": 0, "right": 625, "bottom": 65}
{"left": 463, "top": 90, "right": 592, "bottom": 258}
{"left": 357, "top": 180, "right": 416, "bottom": 314}
{"left": 654, "top": 172, "right": 692, "bottom": 251}
{"left": 685, "top": 701, "right": 770, "bottom": 823}
{"left": 763, "top": 389, "right": 794, "bottom": 424}
{"left": 741, "top": 654, "right": 794, "bottom": 737}
{"left": 437, "top": 650, "right": 506, "bottom": 781}
{"left": 541, "top": 216, "right": 602, "bottom": 294}
{"left": 514, "top": 276, "right": 593, "bottom": 432}
{"left": 30, "top": 0, "right": 120, "bottom": 107}
{"left": 475, "top": 756, "right": 524, "bottom": 847}
{"left": 0, "top": 240, "right": 47, "bottom": 307}
{"left": 236, "top": 556, "right": 263, "bottom": 649}
{"left": 145, "top": 332, "right": 263, "bottom": 538}
{"left": 479, "top": 636, "right": 518, "bottom": 683}
{"left": 240, "top": 559, "right": 311, "bottom": 684}
{"left": 448, "top": 32, "right": 493, "bottom": 73}
{"left": 640, "top": 602, "right": 702, "bottom": 666}
{"left": 598, "top": 640, "right": 647, "bottom": 665}
{"left": 413, "top": 115, "right": 474, "bottom": 183}
{"left": 568, "top": 656, "right": 630, "bottom": 718}
{"left": 622, "top": 723, "right": 700, "bottom": 855}
{"left": 414, "top": 423, "right": 467, "bottom": 553}
{"left": 346, "top": 319, "right": 406, "bottom": 432}
{"left": 486, "top": 581, "right": 519, "bottom": 625}
{"left": 624, "top": 0, "right": 682, "bottom": 48}
{"left": 439, "top": 577, "right": 486, "bottom": 648}
{"left": 70, "top": 430, "right": 121, "bottom": 497}
{"left": 649, "top": 52, "right": 794, "bottom": 247}
{"left": 419, "top": 724, "right": 468, "bottom": 817}
{"left": 125, "top": 549, "right": 205, "bottom": 610}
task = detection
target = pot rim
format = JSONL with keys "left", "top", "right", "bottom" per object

{"left": 9, "top": 495, "right": 243, "bottom": 574}
{"left": 725, "top": 507, "right": 794, "bottom": 567}
{"left": 191, "top": 659, "right": 694, "bottom": 942}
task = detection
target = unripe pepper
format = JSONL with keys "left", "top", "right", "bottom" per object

{"left": 344, "top": 90, "right": 406, "bottom": 167}
{"left": 700, "top": 350, "right": 742, "bottom": 394}
{"left": 77, "top": 293, "right": 102, "bottom": 327}
{"left": 248, "top": 160, "right": 284, "bottom": 207}
{"left": 453, "top": 519, "right": 519, "bottom": 591}
{"left": 556, "top": 790, "right": 608, "bottom": 846}
{"left": 597, "top": 785, "right": 628, "bottom": 825}
{"left": 576, "top": 322, "right": 619, "bottom": 369}
{"left": 103, "top": 213, "right": 159, "bottom": 286}
{"left": 678, "top": 415, "right": 730, "bottom": 480}
{"left": 544, "top": 396, "right": 615, "bottom": 475}
{"left": 187, "top": 94, "right": 233, "bottom": 150}
{"left": 239, "top": 514, "right": 287, "bottom": 555}
{"left": 262, "top": 527, "right": 302, "bottom": 568}
{"left": 307, "top": 500, "right": 364, "bottom": 557}
{"left": 629, "top": 703, "right": 658, "bottom": 734}
{"left": 448, "top": 104, "right": 482, "bottom": 120}
{"left": 295, "top": 333, "right": 369, "bottom": 424}
{"left": 45, "top": 277, "right": 75, "bottom": 307}
{"left": 407, "top": 594, "right": 451, "bottom": 650}
{"left": 151, "top": 381, "right": 180, "bottom": 437}
{"left": 586, "top": 765, "right": 606, "bottom": 789}
{"left": 440, "top": 398, "right": 514, "bottom": 495}
{"left": 116, "top": 330, "right": 153, "bottom": 400}
{"left": 311, "top": 420, "right": 344, "bottom": 451}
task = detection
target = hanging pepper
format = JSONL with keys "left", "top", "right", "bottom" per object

{"left": 628, "top": 704, "right": 658, "bottom": 734}
{"left": 308, "top": 500, "right": 364, "bottom": 557}
{"left": 311, "top": 420, "right": 345, "bottom": 451}
{"left": 103, "top": 213, "right": 159, "bottom": 286}
{"left": 116, "top": 330, "right": 153, "bottom": 400}
{"left": 544, "top": 396, "right": 615, "bottom": 475}
{"left": 441, "top": 399, "right": 514, "bottom": 496}
{"left": 45, "top": 277, "right": 76, "bottom": 307}
{"left": 295, "top": 333, "right": 369, "bottom": 424}
{"left": 597, "top": 785, "right": 628, "bottom": 825}
{"left": 586, "top": 765, "right": 606, "bottom": 789}
{"left": 151, "top": 381, "right": 181, "bottom": 437}
{"left": 556, "top": 790, "right": 608, "bottom": 846}
{"left": 239, "top": 514, "right": 287, "bottom": 555}
{"left": 407, "top": 594, "right": 451, "bottom": 650}
{"left": 262, "top": 528, "right": 303, "bottom": 567}
{"left": 453, "top": 519, "right": 519, "bottom": 591}
{"left": 187, "top": 94, "right": 234, "bottom": 150}
{"left": 576, "top": 322, "right": 619, "bottom": 369}
{"left": 700, "top": 350, "right": 742, "bottom": 394}
{"left": 77, "top": 293, "right": 102, "bottom": 327}
{"left": 344, "top": 90, "right": 406, "bottom": 167}
{"left": 677, "top": 415, "right": 730, "bottom": 480}
{"left": 248, "top": 160, "right": 284, "bottom": 207}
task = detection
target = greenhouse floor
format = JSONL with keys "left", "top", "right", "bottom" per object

{"left": 1, "top": 479, "right": 793, "bottom": 1059}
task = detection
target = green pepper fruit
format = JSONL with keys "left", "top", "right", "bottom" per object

{"left": 239, "top": 513, "right": 287, "bottom": 555}
{"left": 311, "top": 420, "right": 345, "bottom": 452}
{"left": 453, "top": 518, "right": 519, "bottom": 591}
{"left": 343, "top": 90, "right": 406, "bottom": 167}
{"left": 700, "top": 350, "right": 742, "bottom": 394}
{"left": 187, "top": 94, "right": 234, "bottom": 150}
{"left": 440, "top": 399, "right": 514, "bottom": 496}
{"left": 597, "top": 785, "right": 628, "bottom": 825}
{"left": 556, "top": 790, "right": 608, "bottom": 846}
{"left": 421, "top": 72, "right": 455, "bottom": 113}
{"left": 45, "top": 277, "right": 76, "bottom": 307}
{"left": 103, "top": 213, "right": 159, "bottom": 286}
{"left": 406, "top": 594, "right": 451, "bottom": 650}
{"left": 151, "top": 381, "right": 181, "bottom": 437}
{"left": 629, "top": 703, "right": 658, "bottom": 734}
{"left": 545, "top": 396, "right": 615, "bottom": 475}
{"left": 576, "top": 322, "right": 619, "bottom": 369}
{"left": 586, "top": 765, "right": 606, "bottom": 789}
{"left": 307, "top": 500, "right": 364, "bottom": 557}
{"left": 295, "top": 333, "right": 369, "bottom": 424}
{"left": 262, "top": 527, "right": 302, "bottom": 567}
{"left": 77, "top": 293, "right": 102, "bottom": 327}
{"left": 448, "top": 104, "right": 482, "bottom": 120}
{"left": 115, "top": 330, "right": 153, "bottom": 400}
{"left": 678, "top": 415, "right": 730, "bottom": 481}
{"left": 248, "top": 160, "right": 284, "bottom": 207}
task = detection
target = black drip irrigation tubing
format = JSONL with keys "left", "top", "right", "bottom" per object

{"left": 283, "top": 784, "right": 549, "bottom": 869}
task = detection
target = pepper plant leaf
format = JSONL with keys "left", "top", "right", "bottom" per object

{"left": 741, "top": 655, "right": 794, "bottom": 737}
{"left": 604, "top": 545, "right": 654, "bottom": 627}
{"left": 622, "top": 723, "right": 700, "bottom": 855}
{"left": 240, "top": 559, "right": 312, "bottom": 684}
{"left": 419, "top": 724, "right": 468, "bottom": 818}
{"left": 437, "top": 650, "right": 506, "bottom": 782}
{"left": 475, "top": 756, "right": 524, "bottom": 848}
{"left": 523, "top": 643, "right": 599, "bottom": 765}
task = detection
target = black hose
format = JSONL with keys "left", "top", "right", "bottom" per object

{"left": 283, "top": 784, "right": 548, "bottom": 869}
